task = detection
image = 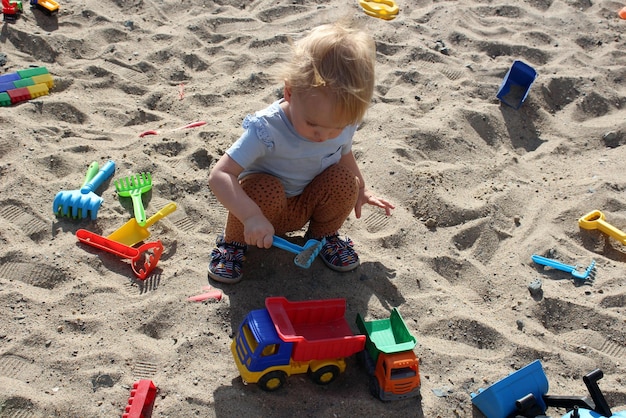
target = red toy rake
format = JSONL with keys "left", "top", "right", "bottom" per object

{"left": 76, "top": 229, "right": 163, "bottom": 280}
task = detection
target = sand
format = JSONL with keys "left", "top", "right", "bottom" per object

{"left": 1, "top": 0, "right": 625, "bottom": 416}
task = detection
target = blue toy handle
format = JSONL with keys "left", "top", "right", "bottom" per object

{"left": 80, "top": 160, "right": 115, "bottom": 194}
{"left": 272, "top": 235, "right": 303, "bottom": 255}
{"left": 531, "top": 254, "right": 573, "bottom": 273}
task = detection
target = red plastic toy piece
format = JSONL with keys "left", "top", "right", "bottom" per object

{"left": 122, "top": 380, "right": 157, "bottom": 418}
{"left": 76, "top": 229, "right": 164, "bottom": 280}
{"left": 2, "top": 0, "right": 23, "bottom": 22}
{"left": 7, "top": 87, "right": 31, "bottom": 104}
{"left": 188, "top": 288, "right": 223, "bottom": 302}
{"left": 139, "top": 130, "right": 158, "bottom": 138}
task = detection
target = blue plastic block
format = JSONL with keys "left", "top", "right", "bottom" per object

{"left": 497, "top": 60, "right": 537, "bottom": 109}
{"left": 471, "top": 360, "right": 548, "bottom": 418}
{"left": 0, "top": 72, "right": 20, "bottom": 84}
{"left": 0, "top": 80, "right": 18, "bottom": 93}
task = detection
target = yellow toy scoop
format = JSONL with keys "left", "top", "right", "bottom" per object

{"left": 108, "top": 202, "right": 177, "bottom": 246}
{"left": 359, "top": 0, "right": 399, "bottom": 20}
{"left": 579, "top": 210, "right": 626, "bottom": 245}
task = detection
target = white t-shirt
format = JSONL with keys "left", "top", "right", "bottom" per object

{"left": 227, "top": 99, "right": 357, "bottom": 197}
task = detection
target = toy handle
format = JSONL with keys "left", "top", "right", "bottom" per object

{"left": 81, "top": 160, "right": 115, "bottom": 194}
{"left": 76, "top": 229, "right": 139, "bottom": 259}
{"left": 130, "top": 194, "right": 147, "bottom": 227}
{"left": 531, "top": 255, "right": 573, "bottom": 273}
{"left": 271, "top": 235, "right": 303, "bottom": 255}
{"left": 81, "top": 161, "right": 100, "bottom": 187}
{"left": 595, "top": 219, "right": 626, "bottom": 243}
{"left": 583, "top": 369, "right": 612, "bottom": 417}
{"left": 144, "top": 202, "right": 177, "bottom": 229}
{"left": 579, "top": 210, "right": 626, "bottom": 243}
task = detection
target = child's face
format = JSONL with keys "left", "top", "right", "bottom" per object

{"left": 283, "top": 86, "right": 348, "bottom": 143}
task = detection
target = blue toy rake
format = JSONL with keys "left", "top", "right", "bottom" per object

{"left": 272, "top": 236, "right": 325, "bottom": 268}
{"left": 531, "top": 254, "right": 596, "bottom": 281}
{"left": 53, "top": 160, "right": 115, "bottom": 220}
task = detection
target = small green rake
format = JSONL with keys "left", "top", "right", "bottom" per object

{"left": 115, "top": 172, "right": 152, "bottom": 227}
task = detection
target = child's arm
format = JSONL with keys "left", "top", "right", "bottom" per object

{"left": 208, "top": 154, "right": 275, "bottom": 248}
{"left": 339, "top": 152, "right": 395, "bottom": 218}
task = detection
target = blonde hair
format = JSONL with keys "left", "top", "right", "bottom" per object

{"left": 279, "top": 21, "right": 376, "bottom": 125}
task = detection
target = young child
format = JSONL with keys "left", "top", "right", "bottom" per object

{"left": 207, "top": 21, "right": 395, "bottom": 284}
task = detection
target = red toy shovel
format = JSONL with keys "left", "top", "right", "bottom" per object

{"left": 76, "top": 229, "right": 163, "bottom": 280}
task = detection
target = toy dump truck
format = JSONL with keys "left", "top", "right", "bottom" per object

{"left": 30, "top": 0, "right": 59, "bottom": 15}
{"left": 356, "top": 308, "right": 421, "bottom": 401}
{"left": 2, "top": 0, "right": 22, "bottom": 22}
{"left": 231, "top": 297, "right": 366, "bottom": 391}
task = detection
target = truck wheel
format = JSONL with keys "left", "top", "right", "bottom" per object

{"left": 258, "top": 371, "right": 287, "bottom": 392}
{"left": 369, "top": 376, "right": 383, "bottom": 400}
{"left": 310, "top": 365, "right": 340, "bottom": 385}
{"left": 356, "top": 350, "right": 367, "bottom": 366}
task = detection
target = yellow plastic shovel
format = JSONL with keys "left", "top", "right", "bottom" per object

{"left": 579, "top": 210, "right": 626, "bottom": 245}
{"left": 108, "top": 202, "right": 177, "bottom": 246}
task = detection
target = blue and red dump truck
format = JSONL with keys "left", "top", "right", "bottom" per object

{"left": 230, "top": 297, "right": 421, "bottom": 401}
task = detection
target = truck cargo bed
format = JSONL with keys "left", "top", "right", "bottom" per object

{"left": 266, "top": 297, "right": 366, "bottom": 362}
{"left": 356, "top": 308, "right": 416, "bottom": 360}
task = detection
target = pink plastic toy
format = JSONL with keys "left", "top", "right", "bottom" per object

{"left": 188, "top": 285, "right": 223, "bottom": 302}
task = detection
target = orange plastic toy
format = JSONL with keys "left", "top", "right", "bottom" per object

{"left": 619, "top": 6, "right": 626, "bottom": 19}
{"left": 122, "top": 380, "right": 157, "bottom": 418}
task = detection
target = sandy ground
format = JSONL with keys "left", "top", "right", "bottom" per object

{"left": 1, "top": 0, "right": 626, "bottom": 417}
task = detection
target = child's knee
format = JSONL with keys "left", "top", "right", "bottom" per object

{"left": 325, "top": 165, "right": 358, "bottom": 194}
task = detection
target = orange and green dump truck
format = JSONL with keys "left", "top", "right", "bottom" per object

{"left": 356, "top": 308, "right": 421, "bottom": 401}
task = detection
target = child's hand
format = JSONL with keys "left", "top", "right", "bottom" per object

{"left": 355, "top": 188, "right": 395, "bottom": 219}
{"left": 243, "top": 214, "right": 275, "bottom": 248}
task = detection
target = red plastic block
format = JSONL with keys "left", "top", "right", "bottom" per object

{"left": 7, "top": 87, "right": 32, "bottom": 104}
{"left": 122, "top": 380, "right": 157, "bottom": 418}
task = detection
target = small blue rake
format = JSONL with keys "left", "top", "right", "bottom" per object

{"left": 531, "top": 254, "right": 596, "bottom": 281}
{"left": 53, "top": 160, "right": 116, "bottom": 220}
{"left": 272, "top": 236, "right": 325, "bottom": 268}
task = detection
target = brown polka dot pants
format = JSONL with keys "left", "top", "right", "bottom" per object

{"left": 223, "top": 164, "right": 358, "bottom": 243}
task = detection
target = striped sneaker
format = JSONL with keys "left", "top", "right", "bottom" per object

{"left": 208, "top": 235, "right": 246, "bottom": 284}
{"left": 319, "top": 234, "right": 360, "bottom": 272}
